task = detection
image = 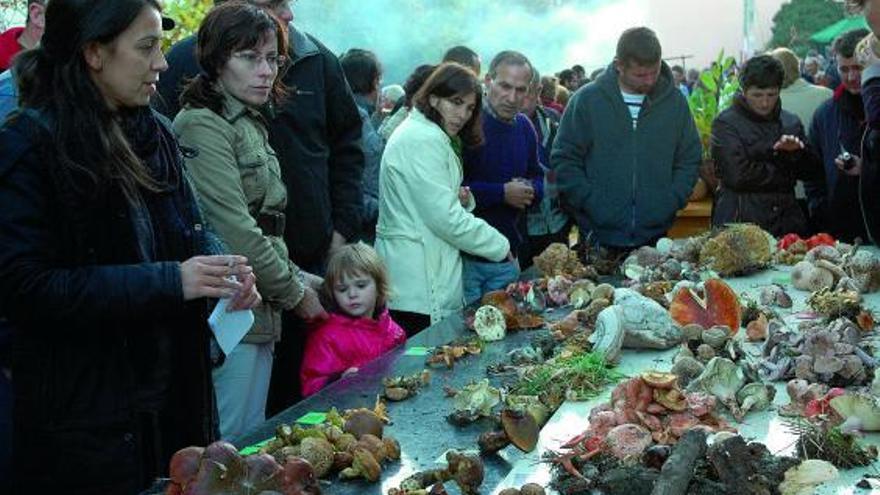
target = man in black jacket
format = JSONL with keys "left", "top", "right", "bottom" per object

{"left": 846, "top": 0, "right": 880, "bottom": 243}
{"left": 806, "top": 29, "right": 870, "bottom": 243}
{"left": 156, "top": 0, "right": 364, "bottom": 413}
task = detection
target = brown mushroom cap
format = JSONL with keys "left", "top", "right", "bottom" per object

{"left": 653, "top": 388, "right": 688, "bottom": 412}
{"left": 355, "top": 434, "right": 387, "bottom": 463}
{"left": 299, "top": 437, "right": 335, "bottom": 478}
{"left": 334, "top": 433, "right": 357, "bottom": 452}
{"left": 383, "top": 437, "right": 401, "bottom": 461}
{"left": 478, "top": 430, "right": 511, "bottom": 454}
{"left": 520, "top": 483, "right": 546, "bottom": 495}
{"left": 447, "top": 451, "right": 485, "bottom": 494}
{"left": 343, "top": 409, "right": 384, "bottom": 439}
{"left": 501, "top": 409, "right": 539, "bottom": 452}
{"left": 341, "top": 447, "right": 382, "bottom": 482}
{"left": 641, "top": 371, "right": 679, "bottom": 389}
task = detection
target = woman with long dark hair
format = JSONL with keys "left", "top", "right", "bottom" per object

{"left": 375, "top": 62, "right": 510, "bottom": 335}
{"left": 174, "top": 1, "right": 326, "bottom": 441}
{"left": 0, "top": 1, "right": 260, "bottom": 492}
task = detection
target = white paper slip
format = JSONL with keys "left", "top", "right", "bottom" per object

{"left": 208, "top": 298, "right": 255, "bottom": 356}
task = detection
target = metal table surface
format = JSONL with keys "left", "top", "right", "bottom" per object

{"left": 233, "top": 311, "right": 558, "bottom": 495}
{"left": 495, "top": 260, "right": 880, "bottom": 494}
{"left": 234, "top": 250, "right": 880, "bottom": 495}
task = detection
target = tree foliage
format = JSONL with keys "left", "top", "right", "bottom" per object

{"left": 0, "top": 0, "right": 27, "bottom": 29}
{"left": 768, "top": 0, "right": 844, "bottom": 55}
{"left": 162, "top": 0, "right": 212, "bottom": 51}
{"left": 688, "top": 51, "right": 740, "bottom": 161}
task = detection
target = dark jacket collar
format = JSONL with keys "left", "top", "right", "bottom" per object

{"left": 733, "top": 93, "right": 782, "bottom": 122}
{"left": 833, "top": 84, "right": 866, "bottom": 123}
{"left": 597, "top": 60, "right": 675, "bottom": 106}
{"left": 288, "top": 26, "right": 319, "bottom": 62}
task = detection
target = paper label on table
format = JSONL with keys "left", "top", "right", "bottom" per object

{"left": 404, "top": 346, "right": 430, "bottom": 356}
{"left": 208, "top": 298, "right": 254, "bottom": 355}
{"left": 295, "top": 412, "right": 327, "bottom": 425}
{"left": 239, "top": 437, "right": 271, "bottom": 456}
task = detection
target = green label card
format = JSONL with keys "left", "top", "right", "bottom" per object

{"left": 404, "top": 346, "right": 430, "bottom": 356}
{"left": 239, "top": 438, "right": 271, "bottom": 456}
{"left": 295, "top": 411, "right": 327, "bottom": 425}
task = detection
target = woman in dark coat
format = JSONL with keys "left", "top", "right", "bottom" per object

{"left": 0, "top": 1, "right": 260, "bottom": 493}
{"left": 711, "top": 54, "right": 823, "bottom": 236}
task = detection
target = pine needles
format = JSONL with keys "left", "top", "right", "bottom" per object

{"left": 510, "top": 352, "right": 624, "bottom": 409}
{"left": 783, "top": 417, "right": 878, "bottom": 469}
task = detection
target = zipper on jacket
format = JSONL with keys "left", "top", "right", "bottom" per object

{"left": 631, "top": 121, "right": 638, "bottom": 243}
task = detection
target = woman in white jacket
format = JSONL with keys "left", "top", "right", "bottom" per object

{"left": 376, "top": 63, "right": 511, "bottom": 335}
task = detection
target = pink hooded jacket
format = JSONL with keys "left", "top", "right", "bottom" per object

{"left": 300, "top": 308, "right": 406, "bottom": 396}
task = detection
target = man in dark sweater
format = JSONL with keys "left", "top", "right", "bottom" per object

{"left": 553, "top": 27, "right": 700, "bottom": 250}
{"left": 463, "top": 51, "right": 544, "bottom": 304}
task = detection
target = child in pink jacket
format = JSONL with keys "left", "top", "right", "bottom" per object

{"left": 300, "top": 243, "right": 406, "bottom": 396}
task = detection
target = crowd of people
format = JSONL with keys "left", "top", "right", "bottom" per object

{"left": 3, "top": 0, "right": 880, "bottom": 493}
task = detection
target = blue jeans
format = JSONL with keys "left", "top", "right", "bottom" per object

{"left": 463, "top": 258, "right": 520, "bottom": 305}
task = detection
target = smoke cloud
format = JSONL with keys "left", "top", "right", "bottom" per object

{"left": 294, "top": 0, "right": 649, "bottom": 85}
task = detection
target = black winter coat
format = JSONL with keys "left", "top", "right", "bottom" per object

{"left": 0, "top": 109, "right": 216, "bottom": 494}
{"left": 805, "top": 88, "right": 868, "bottom": 243}
{"left": 711, "top": 96, "right": 823, "bottom": 237}
{"left": 859, "top": 63, "right": 880, "bottom": 243}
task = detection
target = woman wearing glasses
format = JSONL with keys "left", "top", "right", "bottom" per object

{"left": 174, "top": 2, "right": 325, "bottom": 440}
{"left": 375, "top": 63, "right": 510, "bottom": 335}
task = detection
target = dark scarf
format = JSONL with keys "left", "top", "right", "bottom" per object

{"left": 117, "top": 107, "right": 190, "bottom": 263}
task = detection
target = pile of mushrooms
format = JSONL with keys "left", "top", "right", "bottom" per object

{"left": 387, "top": 450, "right": 484, "bottom": 495}
{"left": 621, "top": 244, "right": 702, "bottom": 283}
{"left": 565, "top": 372, "right": 735, "bottom": 454}
{"left": 792, "top": 244, "right": 880, "bottom": 294}
{"left": 383, "top": 370, "right": 431, "bottom": 402}
{"left": 257, "top": 408, "right": 401, "bottom": 483}
{"left": 166, "top": 441, "right": 321, "bottom": 495}
{"left": 757, "top": 318, "right": 874, "bottom": 386}
{"left": 534, "top": 242, "right": 597, "bottom": 280}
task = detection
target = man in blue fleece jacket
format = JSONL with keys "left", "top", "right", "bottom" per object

{"left": 552, "top": 27, "right": 701, "bottom": 250}
{"left": 463, "top": 51, "right": 544, "bottom": 304}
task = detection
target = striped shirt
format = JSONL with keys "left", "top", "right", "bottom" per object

{"left": 621, "top": 90, "right": 645, "bottom": 129}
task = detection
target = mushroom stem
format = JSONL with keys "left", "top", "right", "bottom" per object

{"left": 477, "top": 430, "right": 511, "bottom": 454}
{"left": 854, "top": 347, "right": 878, "bottom": 368}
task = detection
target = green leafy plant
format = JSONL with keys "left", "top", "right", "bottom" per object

{"left": 161, "top": 0, "right": 212, "bottom": 51}
{"left": 688, "top": 51, "right": 740, "bottom": 161}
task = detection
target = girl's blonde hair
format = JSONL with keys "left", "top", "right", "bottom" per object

{"left": 322, "top": 243, "right": 392, "bottom": 314}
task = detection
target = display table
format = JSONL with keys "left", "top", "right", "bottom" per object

{"left": 233, "top": 312, "right": 544, "bottom": 494}
{"left": 495, "top": 261, "right": 880, "bottom": 494}
{"left": 235, "top": 252, "right": 880, "bottom": 495}
{"left": 667, "top": 198, "right": 713, "bottom": 239}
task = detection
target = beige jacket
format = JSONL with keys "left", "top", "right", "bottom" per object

{"left": 375, "top": 109, "right": 509, "bottom": 323}
{"left": 173, "top": 92, "right": 305, "bottom": 344}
